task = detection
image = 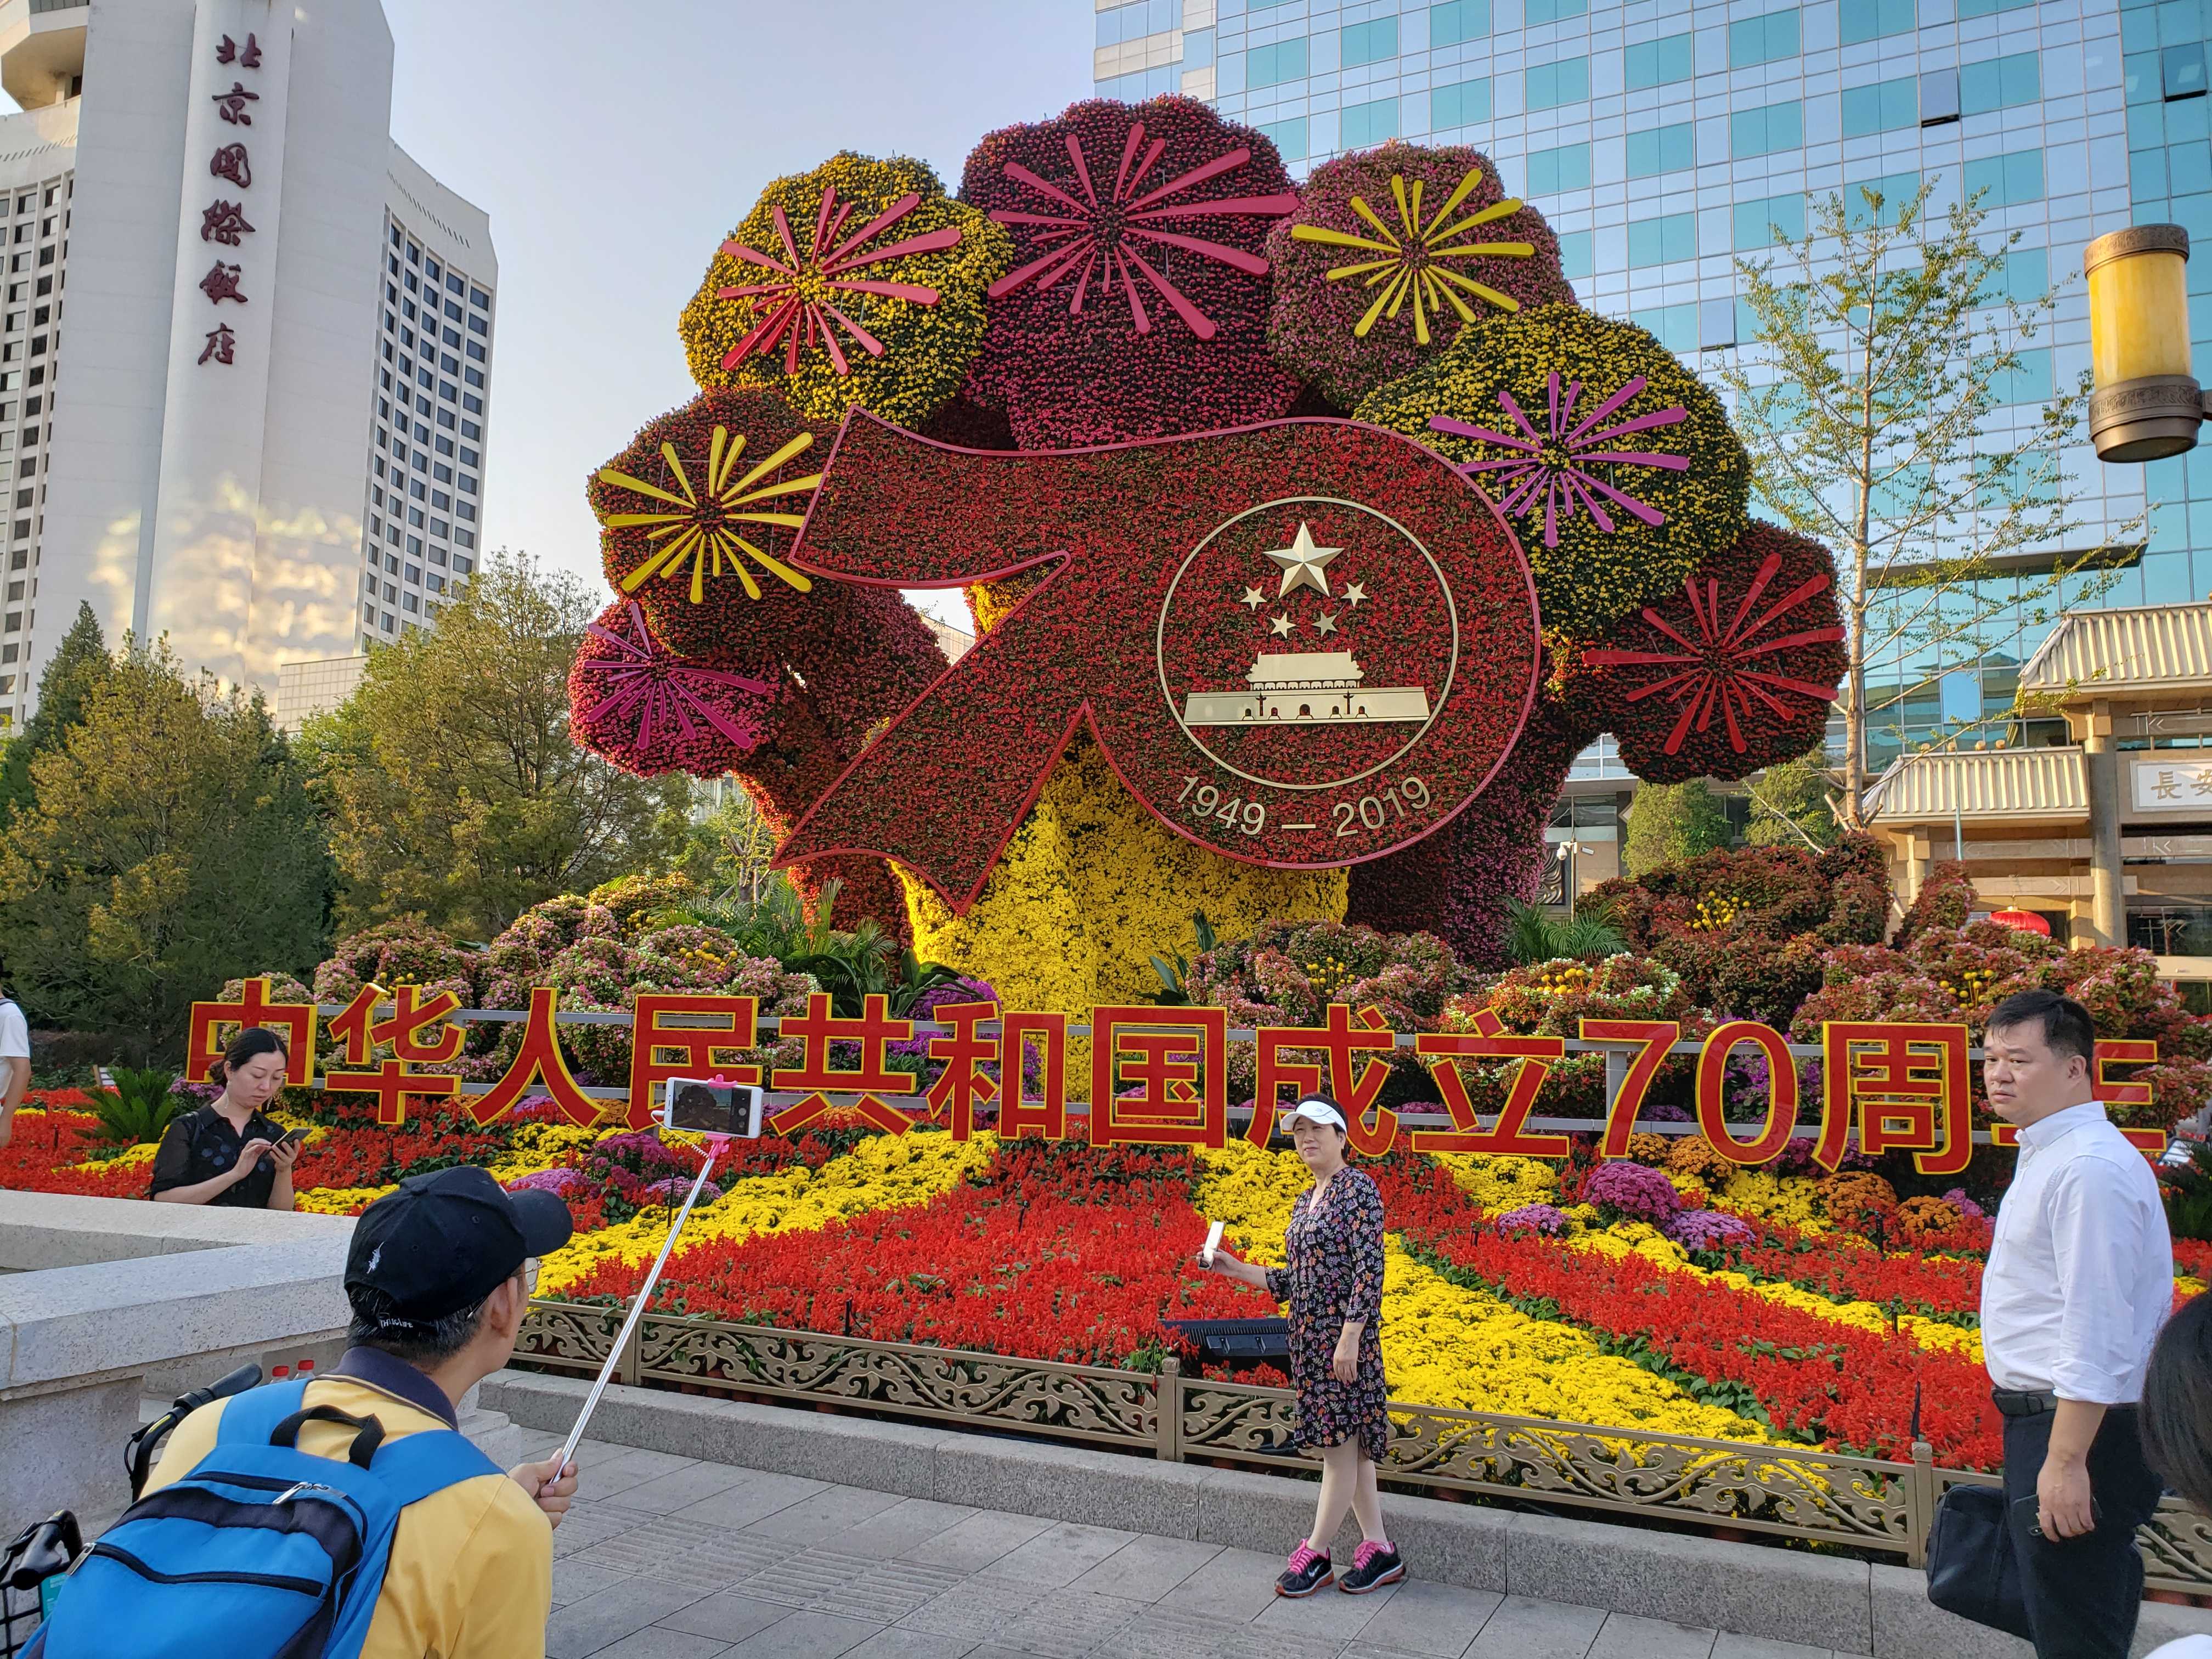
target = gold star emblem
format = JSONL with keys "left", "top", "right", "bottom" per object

{"left": 1242, "top": 586, "right": 1266, "bottom": 610}
{"left": 1342, "top": 582, "right": 1367, "bottom": 607}
{"left": 1313, "top": 611, "right": 1339, "bottom": 637}
{"left": 1269, "top": 612, "right": 1295, "bottom": 637}
{"left": 1263, "top": 522, "right": 1344, "bottom": 600}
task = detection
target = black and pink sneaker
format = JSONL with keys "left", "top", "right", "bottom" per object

{"left": 1275, "top": 1543, "right": 1334, "bottom": 1596}
{"left": 1339, "top": 1539, "right": 1404, "bottom": 1593}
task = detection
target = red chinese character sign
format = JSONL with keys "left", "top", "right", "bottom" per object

{"left": 773, "top": 415, "right": 1543, "bottom": 907}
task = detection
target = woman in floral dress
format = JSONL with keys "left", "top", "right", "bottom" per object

{"left": 1199, "top": 1094, "right": 1401, "bottom": 1597}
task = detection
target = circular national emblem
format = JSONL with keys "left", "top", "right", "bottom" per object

{"left": 1157, "top": 499, "right": 1455, "bottom": 792}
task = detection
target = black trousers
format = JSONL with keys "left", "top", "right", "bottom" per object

{"left": 1999, "top": 1404, "right": 2168, "bottom": 1659}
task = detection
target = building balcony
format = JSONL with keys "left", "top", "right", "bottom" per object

{"left": 0, "top": 0, "right": 84, "bottom": 110}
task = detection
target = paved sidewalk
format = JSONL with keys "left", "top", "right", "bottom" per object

{"left": 543, "top": 1438, "right": 1840, "bottom": 1659}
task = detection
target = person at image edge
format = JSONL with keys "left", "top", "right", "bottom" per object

{"left": 1979, "top": 988, "right": 2174, "bottom": 1659}
{"left": 143, "top": 1166, "right": 582, "bottom": 1659}
{"left": 1199, "top": 1093, "right": 1405, "bottom": 1596}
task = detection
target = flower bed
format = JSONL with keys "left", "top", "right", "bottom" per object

{"left": 12, "top": 1088, "right": 2200, "bottom": 1475}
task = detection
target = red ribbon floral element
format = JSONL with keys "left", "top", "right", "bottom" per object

{"left": 772, "top": 412, "right": 1542, "bottom": 910}
{"left": 568, "top": 599, "right": 775, "bottom": 776}
{"left": 984, "top": 118, "right": 1299, "bottom": 338}
{"left": 1429, "top": 373, "right": 1688, "bottom": 549}
{"left": 1572, "top": 521, "right": 1847, "bottom": 782}
{"left": 718, "top": 183, "right": 964, "bottom": 374}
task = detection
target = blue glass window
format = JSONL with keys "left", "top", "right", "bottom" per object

{"left": 1624, "top": 34, "right": 1694, "bottom": 90}
{"left": 1626, "top": 123, "right": 1695, "bottom": 178}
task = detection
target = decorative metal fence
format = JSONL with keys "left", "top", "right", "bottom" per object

{"left": 518, "top": 1298, "right": 2212, "bottom": 1594}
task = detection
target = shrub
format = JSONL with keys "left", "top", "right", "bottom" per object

{"left": 81, "top": 1065, "right": 183, "bottom": 1148}
{"left": 1581, "top": 1159, "right": 1683, "bottom": 1224}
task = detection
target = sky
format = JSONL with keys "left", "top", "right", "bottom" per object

{"left": 380, "top": 0, "right": 1094, "bottom": 630}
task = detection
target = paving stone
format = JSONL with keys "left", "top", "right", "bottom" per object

{"left": 582, "top": 1627, "right": 732, "bottom": 1659}
{"left": 1588, "top": 1612, "right": 1719, "bottom": 1659}
{"left": 830, "top": 1498, "right": 983, "bottom": 1560}
{"left": 989, "top": 1587, "right": 1148, "bottom": 1658}
{"left": 898, "top": 1576, "right": 1054, "bottom": 1644}
{"left": 1710, "top": 1639, "right": 1833, "bottom": 1659}
{"left": 974, "top": 1521, "right": 1141, "bottom": 1589}
{"left": 550, "top": 1558, "right": 632, "bottom": 1610}
{"left": 742, "top": 1483, "right": 909, "bottom": 1544}
{"left": 1464, "top": 1596, "right": 1609, "bottom": 1659}
{"left": 610, "top": 1462, "right": 757, "bottom": 1515}
{"left": 718, "top": 1609, "right": 881, "bottom": 1658}
{"left": 652, "top": 1592, "right": 794, "bottom": 1645}
{"left": 1350, "top": 1581, "right": 1504, "bottom": 1658}
{"left": 1093, "top": 1604, "right": 1342, "bottom": 1659}
{"left": 672, "top": 1470, "right": 833, "bottom": 1529}
{"left": 545, "top": 1577, "right": 711, "bottom": 1659}
{"left": 1153, "top": 1546, "right": 1291, "bottom": 1626}
{"left": 1065, "top": 1534, "right": 1222, "bottom": 1604}
{"left": 551, "top": 1503, "right": 652, "bottom": 1560}
{"left": 906, "top": 1508, "right": 1057, "bottom": 1574}
{"left": 1250, "top": 1572, "right": 1397, "bottom": 1640}
{"left": 838, "top": 1630, "right": 978, "bottom": 1659}
{"left": 578, "top": 1446, "right": 703, "bottom": 1499}
{"left": 730, "top": 1547, "right": 967, "bottom": 1623}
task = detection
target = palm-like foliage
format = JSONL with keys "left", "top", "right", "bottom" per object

{"left": 1502, "top": 901, "right": 1627, "bottom": 966}
{"left": 82, "top": 1066, "right": 184, "bottom": 1148}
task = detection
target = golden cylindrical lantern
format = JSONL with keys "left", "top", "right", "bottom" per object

{"left": 2084, "top": 224, "right": 2203, "bottom": 462}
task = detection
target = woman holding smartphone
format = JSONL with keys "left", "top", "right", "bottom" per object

{"left": 1197, "top": 1094, "right": 1401, "bottom": 1597}
{"left": 149, "top": 1028, "right": 301, "bottom": 1210}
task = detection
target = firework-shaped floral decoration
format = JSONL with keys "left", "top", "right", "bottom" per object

{"left": 1355, "top": 303, "right": 1749, "bottom": 637}
{"left": 960, "top": 97, "right": 1303, "bottom": 448}
{"left": 1560, "top": 520, "right": 1847, "bottom": 784}
{"left": 568, "top": 598, "right": 777, "bottom": 778}
{"left": 1266, "top": 143, "right": 1575, "bottom": 409}
{"left": 681, "top": 152, "right": 1010, "bottom": 427}
{"left": 1429, "top": 371, "right": 1689, "bottom": 551}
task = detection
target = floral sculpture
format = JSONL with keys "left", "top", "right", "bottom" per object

{"left": 568, "top": 103, "right": 1849, "bottom": 1001}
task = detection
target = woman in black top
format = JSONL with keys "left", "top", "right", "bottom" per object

{"left": 1198, "top": 1094, "right": 1401, "bottom": 1598}
{"left": 149, "top": 1028, "right": 300, "bottom": 1210}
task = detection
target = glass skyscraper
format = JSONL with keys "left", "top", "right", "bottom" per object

{"left": 1091, "top": 0, "right": 2210, "bottom": 786}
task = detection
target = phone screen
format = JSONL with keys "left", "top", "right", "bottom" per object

{"left": 661, "top": 1080, "right": 766, "bottom": 1139}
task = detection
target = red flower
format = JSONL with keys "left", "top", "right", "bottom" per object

{"left": 960, "top": 97, "right": 1302, "bottom": 448}
{"left": 1563, "top": 521, "right": 1846, "bottom": 783}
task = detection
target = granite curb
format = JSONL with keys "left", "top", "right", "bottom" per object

{"left": 488, "top": 1368, "right": 2201, "bottom": 1658}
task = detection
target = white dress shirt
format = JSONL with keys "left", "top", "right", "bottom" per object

{"left": 1981, "top": 1101, "right": 2172, "bottom": 1403}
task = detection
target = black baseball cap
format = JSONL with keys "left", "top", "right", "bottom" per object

{"left": 346, "top": 1165, "right": 573, "bottom": 1323}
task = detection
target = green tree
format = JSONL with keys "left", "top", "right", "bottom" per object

{"left": 1723, "top": 182, "right": 2125, "bottom": 827}
{"left": 1742, "top": 749, "right": 1840, "bottom": 850}
{"left": 676, "top": 782, "right": 789, "bottom": 906}
{"left": 1623, "top": 779, "right": 1731, "bottom": 876}
{"left": 302, "top": 552, "right": 690, "bottom": 938}
{"left": 0, "top": 639, "right": 332, "bottom": 1048}
{"left": 0, "top": 602, "right": 111, "bottom": 820}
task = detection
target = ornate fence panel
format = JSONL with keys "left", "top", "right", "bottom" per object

{"left": 518, "top": 1300, "right": 2212, "bottom": 1593}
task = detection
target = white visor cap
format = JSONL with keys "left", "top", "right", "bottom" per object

{"left": 1283, "top": 1098, "right": 1347, "bottom": 1132}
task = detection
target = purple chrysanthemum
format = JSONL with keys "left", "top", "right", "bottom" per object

{"left": 1582, "top": 1159, "right": 1683, "bottom": 1224}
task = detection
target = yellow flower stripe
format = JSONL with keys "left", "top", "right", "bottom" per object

{"left": 294, "top": 1185, "right": 398, "bottom": 1216}
{"left": 2178, "top": 1275, "right": 2206, "bottom": 1299}
{"left": 67, "top": 1142, "right": 160, "bottom": 1172}
{"left": 535, "top": 1128, "right": 994, "bottom": 1298}
{"left": 1189, "top": 1143, "right": 1778, "bottom": 1443}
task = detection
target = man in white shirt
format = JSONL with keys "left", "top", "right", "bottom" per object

{"left": 0, "top": 970, "right": 29, "bottom": 1149}
{"left": 1980, "top": 989, "right": 2173, "bottom": 1659}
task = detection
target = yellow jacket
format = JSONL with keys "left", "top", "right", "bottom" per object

{"left": 145, "top": 1356, "right": 550, "bottom": 1659}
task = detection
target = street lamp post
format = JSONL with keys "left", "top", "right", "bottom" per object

{"left": 2085, "top": 224, "right": 2207, "bottom": 462}
{"left": 1555, "top": 838, "right": 1584, "bottom": 922}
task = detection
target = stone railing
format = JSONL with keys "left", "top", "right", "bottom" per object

{"left": 517, "top": 1296, "right": 2212, "bottom": 1595}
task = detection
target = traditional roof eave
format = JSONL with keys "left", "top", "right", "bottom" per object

{"left": 2018, "top": 601, "right": 2212, "bottom": 699}
{"left": 1861, "top": 746, "right": 2089, "bottom": 826}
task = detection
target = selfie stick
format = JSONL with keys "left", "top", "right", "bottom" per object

{"left": 553, "top": 1143, "right": 721, "bottom": 1475}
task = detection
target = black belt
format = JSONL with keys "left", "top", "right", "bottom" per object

{"left": 1991, "top": 1389, "right": 2138, "bottom": 1418}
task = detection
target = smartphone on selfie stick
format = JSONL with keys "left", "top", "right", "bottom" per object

{"left": 551, "top": 1078, "right": 766, "bottom": 1474}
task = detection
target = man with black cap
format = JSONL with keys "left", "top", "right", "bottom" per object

{"left": 144, "top": 1166, "right": 583, "bottom": 1659}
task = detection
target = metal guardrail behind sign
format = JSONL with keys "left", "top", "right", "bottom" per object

{"left": 515, "top": 1299, "right": 2212, "bottom": 1594}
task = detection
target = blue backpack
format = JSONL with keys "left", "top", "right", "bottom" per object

{"left": 27, "top": 1376, "right": 498, "bottom": 1659}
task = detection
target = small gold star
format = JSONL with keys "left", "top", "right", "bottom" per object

{"left": 1263, "top": 522, "right": 1344, "bottom": 600}
{"left": 1342, "top": 582, "right": 1367, "bottom": 606}
{"left": 1269, "top": 612, "right": 1295, "bottom": 637}
{"left": 1313, "top": 611, "right": 1339, "bottom": 636}
{"left": 1242, "top": 586, "right": 1266, "bottom": 610}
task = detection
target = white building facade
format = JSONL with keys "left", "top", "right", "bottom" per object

{"left": 0, "top": 0, "right": 495, "bottom": 727}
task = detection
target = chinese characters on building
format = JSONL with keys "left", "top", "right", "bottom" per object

{"left": 2132, "top": 756, "right": 2212, "bottom": 812}
{"left": 197, "top": 37, "right": 263, "bottom": 368}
